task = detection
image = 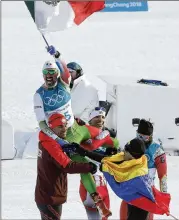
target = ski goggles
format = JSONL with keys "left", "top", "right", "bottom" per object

{"left": 68, "top": 68, "right": 76, "bottom": 73}
{"left": 68, "top": 68, "right": 82, "bottom": 74}
{"left": 89, "top": 107, "right": 106, "bottom": 121}
{"left": 137, "top": 133, "right": 152, "bottom": 142}
{"left": 43, "top": 69, "right": 58, "bottom": 75}
{"left": 94, "top": 107, "right": 106, "bottom": 112}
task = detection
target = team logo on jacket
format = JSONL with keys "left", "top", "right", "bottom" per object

{"left": 43, "top": 0, "right": 60, "bottom": 6}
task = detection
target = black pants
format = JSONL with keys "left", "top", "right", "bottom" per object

{"left": 37, "top": 204, "right": 62, "bottom": 220}
{"left": 127, "top": 204, "right": 149, "bottom": 220}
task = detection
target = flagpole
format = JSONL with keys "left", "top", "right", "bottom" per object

{"left": 41, "top": 33, "right": 50, "bottom": 47}
{"left": 158, "top": 202, "right": 179, "bottom": 220}
{"left": 168, "top": 213, "right": 179, "bottom": 220}
{"left": 41, "top": 33, "right": 62, "bottom": 70}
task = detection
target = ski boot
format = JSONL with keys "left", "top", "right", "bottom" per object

{"left": 91, "top": 192, "right": 112, "bottom": 218}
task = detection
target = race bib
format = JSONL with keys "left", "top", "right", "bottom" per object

{"left": 47, "top": 101, "right": 74, "bottom": 127}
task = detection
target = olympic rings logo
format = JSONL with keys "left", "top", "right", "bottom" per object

{"left": 44, "top": 90, "right": 67, "bottom": 106}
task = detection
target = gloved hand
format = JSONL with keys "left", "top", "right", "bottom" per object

{"left": 63, "top": 142, "right": 79, "bottom": 154}
{"left": 104, "top": 127, "right": 117, "bottom": 138}
{"left": 89, "top": 162, "right": 97, "bottom": 174}
{"left": 99, "top": 163, "right": 103, "bottom": 172}
{"left": 47, "top": 45, "right": 56, "bottom": 55}
{"left": 46, "top": 45, "right": 61, "bottom": 58}
{"left": 63, "top": 142, "right": 88, "bottom": 156}
{"left": 105, "top": 147, "right": 118, "bottom": 156}
{"left": 74, "top": 143, "right": 88, "bottom": 156}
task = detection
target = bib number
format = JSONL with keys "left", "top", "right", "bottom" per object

{"left": 64, "top": 111, "right": 71, "bottom": 121}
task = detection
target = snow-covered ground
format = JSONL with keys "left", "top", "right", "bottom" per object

{"left": 2, "top": 157, "right": 179, "bottom": 219}
{"left": 1, "top": 1, "right": 179, "bottom": 219}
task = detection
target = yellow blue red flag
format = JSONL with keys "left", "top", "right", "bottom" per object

{"left": 102, "top": 152, "right": 171, "bottom": 215}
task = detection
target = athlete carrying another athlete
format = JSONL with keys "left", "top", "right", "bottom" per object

{"left": 33, "top": 45, "right": 119, "bottom": 218}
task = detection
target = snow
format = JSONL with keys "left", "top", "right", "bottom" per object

{"left": 1, "top": 1, "right": 179, "bottom": 219}
{"left": 2, "top": 157, "right": 179, "bottom": 219}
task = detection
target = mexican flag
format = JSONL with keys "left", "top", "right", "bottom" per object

{"left": 24, "top": 1, "right": 105, "bottom": 33}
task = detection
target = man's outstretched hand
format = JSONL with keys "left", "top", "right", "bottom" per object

{"left": 63, "top": 142, "right": 88, "bottom": 156}
{"left": 46, "top": 45, "right": 60, "bottom": 58}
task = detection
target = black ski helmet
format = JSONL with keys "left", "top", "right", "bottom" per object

{"left": 67, "top": 62, "right": 84, "bottom": 79}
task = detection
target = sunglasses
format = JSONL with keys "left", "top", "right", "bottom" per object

{"left": 94, "top": 107, "right": 106, "bottom": 112}
{"left": 43, "top": 69, "right": 57, "bottom": 75}
{"left": 137, "top": 133, "right": 151, "bottom": 142}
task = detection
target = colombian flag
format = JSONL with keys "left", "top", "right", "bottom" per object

{"left": 102, "top": 152, "right": 171, "bottom": 215}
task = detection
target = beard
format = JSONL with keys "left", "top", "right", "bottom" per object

{"left": 45, "top": 75, "right": 58, "bottom": 88}
{"left": 46, "top": 80, "right": 57, "bottom": 88}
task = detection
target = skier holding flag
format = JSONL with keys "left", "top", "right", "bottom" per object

{"left": 33, "top": 45, "right": 119, "bottom": 218}
{"left": 67, "top": 138, "right": 171, "bottom": 220}
{"left": 120, "top": 119, "right": 168, "bottom": 220}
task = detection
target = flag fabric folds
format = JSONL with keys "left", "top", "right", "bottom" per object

{"left": 102, "top": 153, "right": 171, "bottom": 215}
{"left": 24, "top": 1, "right": 105, "bottom": 33}
{"left": 69, "top": 2, "right": 105, "bottom": 25}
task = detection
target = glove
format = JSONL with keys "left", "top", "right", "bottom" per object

{"left": 99, "top": 163, "right": 103, "bottom": 172}
{"left": 63, "top": 142, "right": 88, "bottom": 156}
{"left": 89, "top": 162, "right": 97, "bottom": 174}
{"left": 47, "top": 45, "right": 56, "bottom": 55}
{"left": 46, "top": 45, "right": 61, "bottom": 58}
{"left": 73, "top": 143, "right": 88, "bottom": 156}
{"left": 104, "top": 127, "right": 117, "bottom": 138}
{"left": 93, "top": 147, "right": 106, "bottom": 155}
{"left": 63, "top": 142, "right": 79, "bottom": 154}
{"left": 105, "top": 147, "right": 117, "bottom": 156}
